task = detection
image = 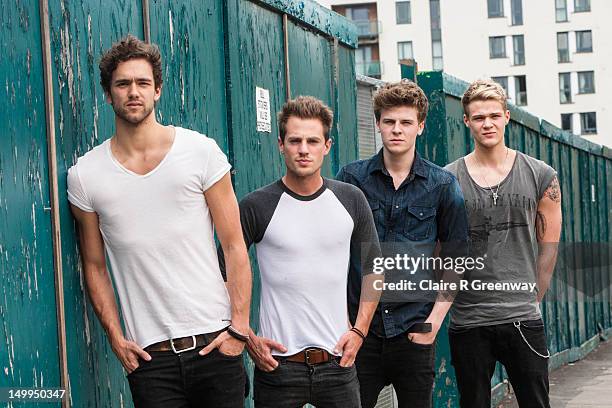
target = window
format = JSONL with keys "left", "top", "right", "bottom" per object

{"left": 555, "top": 0, "right": 567, "bottom": 23}
{"left": 578, "top": 71, "right": 595, "bottom": 94}
{"left": 430, "top": 0, "right": 443, "bottom": 70}
{"left": 492, "top": 76, "right": 509, "bottom": 95}
{"left": 515, "top": 75, "right": 527, "bottom": 106}
{"left": 488, "top": 0, "right": 504, "bottom": 17}
{"left": 576, "top": 30, "right": 593, "bottom": 53}
{"left": 432, "top": 41, "right": 443, "bottom": 70}
{"left": 557, "top": 32, "right": 570, "bottom": 62}
{"left": 574, "top": 0, "right": 590, "bottom": 12}
{"left": 489, "top": 36, "right": 506, "bottom": 58}
{"left": 513, "top": 35, "right": 525, "bottom": 65}
{"left": 398, "top": 41, "right": 414, "bottom": 61}
{"left": 345, "top": 6, "right": 369, "bottom": 21}
{"left": 561, "top": 113, "right": 573, "bottom": 133}
{"left": 580, "top": 112, "right": 596, "bottom": 134}
{"left": 396, "top": 1, "right": 411, "bottom": 24}
{"left": 511, "top": 0, "right": 523, "bottom": 25}
{"left": 555, "top": 0, "right": 568, "bottom": 22}
{"left": 558, "top": 73, "right": 572, "bottom": 104}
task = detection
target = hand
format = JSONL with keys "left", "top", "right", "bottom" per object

{"left": 111, "top": 337, "right": 151, "bottom": 374}
{"left": 408, "top": 320, "right": 441, "bottom": 345}
{"left": 200, "top": 331, "right": 245, "bottom": 357}
{"left": 333, "top": 330, "right": 364, "bottom": 367}
{"left": 246, "top": 334, "right": 287, "bottom": 372}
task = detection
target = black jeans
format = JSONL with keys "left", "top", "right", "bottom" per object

{"left": 253, "top": 357, "right": 360, "bottom": 408}
{"left": 127, "top": 348, "right": 246, "bottom": 408}
{"left": 449, "top": 319, "right": 550, "bottom": 408}
{"left": 356, "top": 333, "right": 436, "bottom": 408}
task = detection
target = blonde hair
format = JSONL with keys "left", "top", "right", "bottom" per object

{"left": 461, "top": 79, "right": 508, "bottom": 116}
{"left": 278, "top": 96, "right": 334, "bottom": 141}
{"left": 373, "top": 79, "right": 429, "bottom": 123}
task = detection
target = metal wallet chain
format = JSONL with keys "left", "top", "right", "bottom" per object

{"left": 513, "top": 321, "right": 551, "bottom": 359}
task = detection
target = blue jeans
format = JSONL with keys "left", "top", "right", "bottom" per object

{"left": 355, "top": 333, "right": 436, "bottom": 408}
{"left": 253, "top": 357, "right": 360, "bottom": 408}
{"left": 127, "top": 348, "right": 246, "bottom": 408}
{"left": 449, "top": 319, "right": 550, "bottom": 408}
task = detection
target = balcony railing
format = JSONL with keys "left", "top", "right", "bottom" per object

{"left": 356, "top": 61, "right": 382, "bottom": 78}
{"left": 353, "top": 19, "right": 380, "bottom": 37}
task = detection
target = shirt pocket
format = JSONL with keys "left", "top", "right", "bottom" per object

{"left": 404, "top": 205, "right": 437, "bottom": 241}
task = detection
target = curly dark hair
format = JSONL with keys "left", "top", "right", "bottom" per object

{"left": 373, "top": 79, "right": 429, "bottom": 123}
{"left": 99, "top": 35, "right": 163, "bottom": 94}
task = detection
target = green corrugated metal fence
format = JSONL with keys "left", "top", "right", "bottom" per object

{"left": 415, "top": 71, "right": 612, "bottom": 407}
{"left": 1, "top": 1, "right": 357, "bottom": 407}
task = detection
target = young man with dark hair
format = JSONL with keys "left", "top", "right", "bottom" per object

{"left": 445, "top": 79, "right": 562, "bottom": 408}
{"left": 220, "top": 96, "right": 382, "bottom": 408}
{"left": 68, "top": 35, "right": 251, "bottom": 407}
{"left": 337, "top": 80, "right": 469, "bottom": 408}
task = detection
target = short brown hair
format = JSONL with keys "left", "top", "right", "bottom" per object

{"left": 462, "top": 79, "right": 508, "bottom": 116}
{"left": 373, "top": 79, "right": 429, "bottom": 123}
{"left": 99, "top": 35, "right": 163, "bottom": 94}
{"left": 277, "top": 96, "right": 334, "bottom": 141}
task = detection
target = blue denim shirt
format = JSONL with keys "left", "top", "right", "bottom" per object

{"left": 337, "top": 149, "right": 468, "bottom": 338}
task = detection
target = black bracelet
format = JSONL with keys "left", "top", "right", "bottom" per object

{"left": 350, "top": 327, "right": 366, "bottom": 340}
{"left": 227, "top": 325, "right": 250, "bottom": 342}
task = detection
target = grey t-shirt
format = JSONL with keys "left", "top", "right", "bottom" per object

{"left": 445, "top": 151, "right": 556, "bottom": 327}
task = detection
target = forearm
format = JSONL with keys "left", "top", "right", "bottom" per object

{"left": 536, "top": 243, "right": 559, "bottom": 302}
{"left": 82, "top": 264, "right": 124, "bottom": 344}
{"left": 224, "top": 243, "right": 252, "bottom": 332}
{"left": 353, "top": 273, "right": 382, "bottom": 334}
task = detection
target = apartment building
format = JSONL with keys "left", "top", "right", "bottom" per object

{"left": 317, "top": 0, "right": 611, "bottom": 147}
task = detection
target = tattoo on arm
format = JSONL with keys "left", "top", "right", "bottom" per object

{"left": 536, "top": 211, "right": 546, "bottom": 241}
{"left": 544, "top": 176, "right": 561, "bottom": 203}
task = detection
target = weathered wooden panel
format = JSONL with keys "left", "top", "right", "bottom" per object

{"left": 0, "top": 2, "right": 61, "bottom": 405}
{"left": 47, "top": 0, "right": 143, "bottom": 406}
{"left": 149, "top": 0, "right": 229, "bottom": 152}
{"left": 334, "top": 44, "right": 358, "bottom": 173}
{"left": 225, "top": 0, "right": 287, "bottom": 199}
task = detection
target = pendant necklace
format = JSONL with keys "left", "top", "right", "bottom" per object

{"left": 473, "top": 147, "right": 508, "bottom": 206}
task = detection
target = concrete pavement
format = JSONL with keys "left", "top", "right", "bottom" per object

{"left": 498, "top": 339, "right": 612, "bottom": 408}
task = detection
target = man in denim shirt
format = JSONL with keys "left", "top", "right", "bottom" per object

{"left": 337, "top": 80, "right": 468, "bottom": 408}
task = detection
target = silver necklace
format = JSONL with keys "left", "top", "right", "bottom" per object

{"left": 473, "top": 147, "right": 509, "bottom": 206}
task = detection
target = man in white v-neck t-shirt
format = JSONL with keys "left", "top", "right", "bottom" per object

{"left": 67, "top": 35, "right": 252, "bottom": 408}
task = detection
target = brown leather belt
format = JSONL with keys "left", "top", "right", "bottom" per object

{"left": 145, "top": 329, "right": 226, "bottom": 353}
{"left": 285, "top": 348, "right": 337, "bottom": 365}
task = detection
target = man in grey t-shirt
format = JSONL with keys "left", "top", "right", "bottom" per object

{"left": 445, "top": 80, "right": 562, "bottom": 408}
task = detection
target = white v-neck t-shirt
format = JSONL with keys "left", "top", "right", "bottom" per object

{"left": 67, "top": 127, "right": 232, "bottom": 348}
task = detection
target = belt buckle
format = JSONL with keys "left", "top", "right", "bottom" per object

{"left": 170, "top": 335, "right": 196, "bottom": 354}
{"left": 304, "top": 348, "right": 319, "bottom": 366}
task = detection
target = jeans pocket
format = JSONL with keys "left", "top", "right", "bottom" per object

{"left": 331, "top": 358, "right": 354, "bottom": 370}
{"left": 515, "top": 320, "right": 549, "bottom": 358}
{"left": 214, "top": 348, "right": 243, "bottom": 360}
{"left": 406, "top": 334, "right": 435, "bottom": 349}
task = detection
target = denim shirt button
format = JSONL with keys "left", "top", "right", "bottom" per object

{"left": 384, "top": 310, "right": 389, "bottom": 314}
{"left": 395, "top": 205, "right": 399, "bottom": 209}
{"left": 419, "top": 212, "right": 423, "bottom": 216}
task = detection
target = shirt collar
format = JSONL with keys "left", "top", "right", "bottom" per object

{"left": 369, "top": 149, "right": 428, "bottom": 179}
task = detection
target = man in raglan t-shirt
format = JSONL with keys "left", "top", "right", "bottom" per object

{"left": 67, "top": 35, "right": 252, "bottom": 408}
{"left": 220, "top": 96, "right": 381, "bottom": 408}
{"left": 445, "top": 79, "right": 562, "bottom": 408}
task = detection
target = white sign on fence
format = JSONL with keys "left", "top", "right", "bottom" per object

{"left": 256, "top": 87, "right": 271, "bottom": 133}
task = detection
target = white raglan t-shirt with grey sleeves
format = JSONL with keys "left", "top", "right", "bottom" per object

{"left": 219, "top": 179, "right": 380, "bottom": 357}
{"left": 67, "top": 127, "right": 232, "bottom": 348}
